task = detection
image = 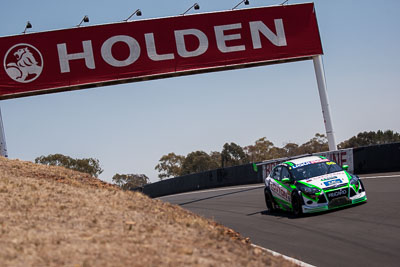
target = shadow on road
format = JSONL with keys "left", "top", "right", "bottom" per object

{"left": 246, "top": 209, "right": 303, "bottom": 219}
{"left": 177, "top": 186, "right": 263, "bottom": 206}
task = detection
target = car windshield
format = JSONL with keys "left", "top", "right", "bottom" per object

{"left": 289, "top": 162, "right": 343, "bottom": 181}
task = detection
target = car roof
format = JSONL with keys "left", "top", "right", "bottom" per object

{"left": 283, "top": 155, "right": 326, "bottom": 166}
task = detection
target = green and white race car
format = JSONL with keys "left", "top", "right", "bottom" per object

{"left": 264, "top": 155, "right": 367, "bottom": 216}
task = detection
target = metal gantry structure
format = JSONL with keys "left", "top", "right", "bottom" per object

{"left": 0, "top": 108, "right": 8, "bottom": 157}
{"left": 0, "top": 2, "right": 338, "bottom": 159}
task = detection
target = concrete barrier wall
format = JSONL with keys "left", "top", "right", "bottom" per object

{"left": 142, "top": 163, "right": 261, "bottom": 198}
{"left": 141, "top": 142, "right": 400, "bottom": 198}
{"left": 353, "top": 142, "right": 400, "bottom": 174}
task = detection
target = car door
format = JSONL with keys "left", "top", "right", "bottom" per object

{"left": 269, "top": 166, "right": 292, "bottom": 205}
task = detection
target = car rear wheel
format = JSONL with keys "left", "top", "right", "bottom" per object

{"left": 264, "top": 189, "right": 275, "bottom": 212}
{"left": 291, "top": 192, "right": 303, "bottom": 217}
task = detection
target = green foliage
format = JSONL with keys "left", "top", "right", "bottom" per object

{"left": 282, "top": 143, "right": 300, "bottom": 157}
{"left": 209, "top": 151, "right": 222, "bottom": 169}
{"left": 297, "top": 133, "right": 329, "bottom": 154}
{"left": 181, "top": 151, "right": 219, "bottom": 175}
{"left": 273, "top": 134, "right": 328, "bottom": 158}
{"left": 268, "top": 146, "right": 286, "bottom": 159}
{"left": 339, "top": 130, "right": 400, "bottom": 149}
{"left": 221, "top": 142, "right": 248, "bottom": 167}
{"left": 112, "top": 173, "right": 149, "bottom": 190}
{"left": 155, "top": 151, "right": 221, "bottom": 179}
{"left": 244, "top": 137, "right": 275, "bottom": 162}
{"left": 35, "top": 154, "right": 103, "bottom": 177}
{"left": 154, "top": 152, "right": 185, "bottom": 180}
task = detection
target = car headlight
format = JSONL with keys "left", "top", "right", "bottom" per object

{"left": 350, "top": 175, "right": 360, "bottom": 185}
{"left": 298, "top": 185, "right": 320, "bottom": 195}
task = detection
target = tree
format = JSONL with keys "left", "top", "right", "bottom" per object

{"left": 112, "top": 173, "right": 149, "bottom": 190}
{"left": 209, "top": 151, "right": 222, "bottom": 169}
{"left": 297, "top": 133, "right": 329, "bottom": 154}
{"left": 221, "top": 142, "right": 248, "bottom": 167}
{"left": 181, "top": 151, "right": 219, "bottom": 175}
{"left": 244, "top": 137, "right": 275, "bottom": 162}
{"left": 35, "top": 154, "right": 103, "bottom": 177}
{"left": 154, "top": 152, "right": 185, "bottom": 180}
{"left": 339, "top": 130, "right": 400, "bottom": 148}
{"left": 282, "top": 142, "right": 300, "bottom": 157}
{"left": 268, "top": 146, "right": 286, "bottom": 159}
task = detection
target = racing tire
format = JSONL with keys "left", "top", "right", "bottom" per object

{"left": 264, "top": 189, "right": 275, "bottom": 212}
{"left": 291, "top": 192, "right": 303, "bottom": 217}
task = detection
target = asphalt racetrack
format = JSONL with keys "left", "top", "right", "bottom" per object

{"left": 160, "top": 173, "right": 400, "bottom": 267}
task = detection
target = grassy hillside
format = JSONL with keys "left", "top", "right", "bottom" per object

{"left": 0, "top": 157, "right": 295, "bottom": 266}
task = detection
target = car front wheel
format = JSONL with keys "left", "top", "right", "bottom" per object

{"left": 291, "top": 192, "right": 303, "bottom": 217}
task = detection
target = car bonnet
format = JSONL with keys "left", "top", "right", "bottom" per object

{"left": 300, "top": 171, "right": 349, "bottom": 190}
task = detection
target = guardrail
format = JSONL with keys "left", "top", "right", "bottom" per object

{"left": 140, "top": 142, "right": 400, "bottom": 198}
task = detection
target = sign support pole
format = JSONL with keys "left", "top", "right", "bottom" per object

{"left": 0, "top": 107, "right": 8, "bottom": 157}
{"left": 313, "top": 55, "right": 337, "bottom": 151}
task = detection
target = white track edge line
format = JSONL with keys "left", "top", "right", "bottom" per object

{"left": 251, "top": 244, "right": 315, "bottom": 267}
{"left": 360, "top": 174, "right": 400, "bottom": 179}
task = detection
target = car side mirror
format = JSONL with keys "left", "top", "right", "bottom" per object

{"left": 281, "top": 178, "right": 291, "bottom": 183}
{"left": 342, "top": 165, "right": 349, "bottom": 171}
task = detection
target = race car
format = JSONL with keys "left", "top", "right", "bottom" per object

{"left": 264, "top": 155, "right": 367, "bottom": 216}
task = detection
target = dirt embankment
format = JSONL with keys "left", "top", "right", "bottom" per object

{"left": 0, "top": 157, "right": 296, "bottom": 266}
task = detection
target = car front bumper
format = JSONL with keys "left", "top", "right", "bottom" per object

{"left": 302, "top": 192, "right": 367, "bottom": 214}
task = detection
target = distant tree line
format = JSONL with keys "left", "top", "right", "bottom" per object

{"left": 35, "top": 154, "right": 150, "bottom": 190}
{"left": 35, "top": 154, "right": 103, "bottom": 177}
{"left": 112, "top": 173, "right": 149, "bottom": 190}
{"left": 155, "top": 130, "right": 400, "bottom": 180}
{"left": 338, "top": 130, "right": 400, "bottom": 148}
{"left": 34, "top": 130, "right": 400, "bottom": 187}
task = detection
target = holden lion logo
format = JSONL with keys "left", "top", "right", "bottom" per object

{"left": 3, "top": 43, "right": 43, "bottom": 83}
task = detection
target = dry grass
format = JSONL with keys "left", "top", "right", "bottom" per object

{"left": 0, "top": 157, "right": 296, "bottom": 267}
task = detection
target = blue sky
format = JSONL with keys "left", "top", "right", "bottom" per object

{"left": 1, "top": 0, "right": 399, "bottom": 183}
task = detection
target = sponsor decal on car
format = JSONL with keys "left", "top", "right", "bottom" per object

{"left": 323, "top": 178, "right": 342, "bottom": 187}
{"left": 327, "top": 189, "right": 348, "bottom": 199}
{"left": 321, "top": 176, "right": 337, "bottom": 181}
{"left": 292, "top": 158, "right": 329, "bottom": 169}
{"left": 270, "top": 182, "right": 291, "bottom": 202}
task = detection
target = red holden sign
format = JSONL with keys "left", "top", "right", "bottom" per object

{"left": 0, "top": 3, "right": 322, "bottom": 99}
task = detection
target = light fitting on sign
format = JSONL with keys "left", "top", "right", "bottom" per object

{"left": 124, "top": 9, "right": 142, "bottom": 22}
{"left": 23, "top": 21, "right": 32, "bottom": 34}
{"left": 181, "top": 3, "right": 200, "bottom": 15}
{"left": 232, "top": 0, "right": 249, "bottom": 10}
{"left": 77, "top": 15, "right": 89, "bottom": 27}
